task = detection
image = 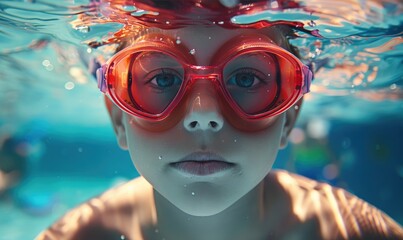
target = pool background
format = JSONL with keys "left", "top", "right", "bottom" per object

{"left": 0, "top": 0, "right": 402, "bottom": 239}
{"left": 1, "top": 113, "right": 402, "bottom": 239}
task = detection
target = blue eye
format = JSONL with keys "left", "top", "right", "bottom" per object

{"left": 149, "top": 69, "right": 182, "bottom": 89}
{"left": 227, "top": 68, "right": 265, "bottom": 88}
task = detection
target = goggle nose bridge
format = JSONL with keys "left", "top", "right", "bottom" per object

{"left": 184, "top": 64, "right": 223, "bottom": 86}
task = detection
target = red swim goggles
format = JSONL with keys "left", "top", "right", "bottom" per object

{"left": 96, "top": 35, "right": 313, "bottom": 123}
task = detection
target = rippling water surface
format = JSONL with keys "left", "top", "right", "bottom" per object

{"left": 0, "top": 0, "right": 402, "bottom": 136}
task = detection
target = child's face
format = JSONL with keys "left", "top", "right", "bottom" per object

{"left": 109, "top": 25, "right": 298, "bottom": 216}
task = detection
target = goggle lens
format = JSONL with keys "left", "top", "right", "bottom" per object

{"left": 101, "top": 42, "right": 311, "bottom": 121}
{"left": 223, "top": 51, "right": 302, "bottom": 116}
{"left": 111, "top": 51, "right": 185, "bottom": 115}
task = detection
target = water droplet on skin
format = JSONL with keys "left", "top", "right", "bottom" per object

{"left": 176, "top": 37, "right": 181, "bottom": 44}
{"left": 191, "top": 192, "right": 195, "bottom": 196}
{"left": 218, "top": 21, "right": 224, "bottom": 24}
{"left": 189, "top": 49, "right": 196, "bottom": 55}
{"left": 166, "top": 21, "right": 170, "bottom": 24}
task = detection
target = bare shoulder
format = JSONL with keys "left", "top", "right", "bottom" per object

{"left": 36, "top": 177, "right": 155, "bottom": 240}
{"left": 266, "top": 170, "right": 403, "bottom": 239}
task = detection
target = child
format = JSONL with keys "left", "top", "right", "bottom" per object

{"left": 37, "top": 1, "right": 403, "bottom": 239}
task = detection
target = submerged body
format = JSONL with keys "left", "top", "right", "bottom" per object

{"left": 37, "top": 171, "right": 402, "bottom": 240}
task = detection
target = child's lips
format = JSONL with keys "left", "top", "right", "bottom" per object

{"left": 170, "top": 151, "right": 235, "bottom": 176}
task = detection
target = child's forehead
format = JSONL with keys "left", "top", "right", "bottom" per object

{"left": 133, "top": 25, "right": 286, "bottom": 64}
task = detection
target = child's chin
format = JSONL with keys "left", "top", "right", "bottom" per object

{"left": 173, "top": 196, "right": 237, "bottom": 217}
{"left": 178, "top": 204, "right": 230, "bottom": 217}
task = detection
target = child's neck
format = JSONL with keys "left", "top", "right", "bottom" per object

{"left": 150, "top": 180, "right": 280, "bottom": 240}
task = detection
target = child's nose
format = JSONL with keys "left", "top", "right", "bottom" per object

{"left": 183, "top": 81, "right": 224, "bottom": 132}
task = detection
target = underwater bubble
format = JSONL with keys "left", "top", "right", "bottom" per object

{"left": 78, "top": 147, "right": 83, "bottom": 153}
{"left": 191, "top": 192, "right": 195, "bottom": 196}
{"left": 176, "top": 37, "right": 181, "bottom": 44}
{"left": 64, "top": 81, "right": 75, "bottom": 90}
{"left": 234, "top": 139, "right": 237, "bottom": 143}
{"left": 45, "top": 64, "right": 54, "bottom": 71}
{"left": 390, "top": 84, "right": 397, "bottom": 90}
{"left": 158, "top": 156, "right": 162, "bottom": 160}
{"left": 218, "top": 21, "right": 224, "bottom": 25}
{"left": 155, "top": 229, "right": 159, "bottom": 233}
{"left": 165, "top": 21, "right": 170, "bottom": 24}
{"left": 120, "top": 235, "right": 126, "bottom": 240}
{"left": 42, "top": 59, "right": 50, "bottom": 67}
{"left": 189, "top": 49, "right": 196, "bottom": 55}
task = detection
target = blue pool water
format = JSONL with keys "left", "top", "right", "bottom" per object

{"left": 0, "top": 0, "right": 402, "bottom": 239}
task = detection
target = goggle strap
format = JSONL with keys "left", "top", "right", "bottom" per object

{"left": 302, "top": 64, "right": 313, "bottom": 94}
{"left": 96, "top": 65, "right": 107, "bottom": 93}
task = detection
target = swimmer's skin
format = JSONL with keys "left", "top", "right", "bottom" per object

{"left": 36, "top": 171, "right": 403, "bottom": 240}
{"left": 37, "top": 9, "right": 403, "bottom": 239}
